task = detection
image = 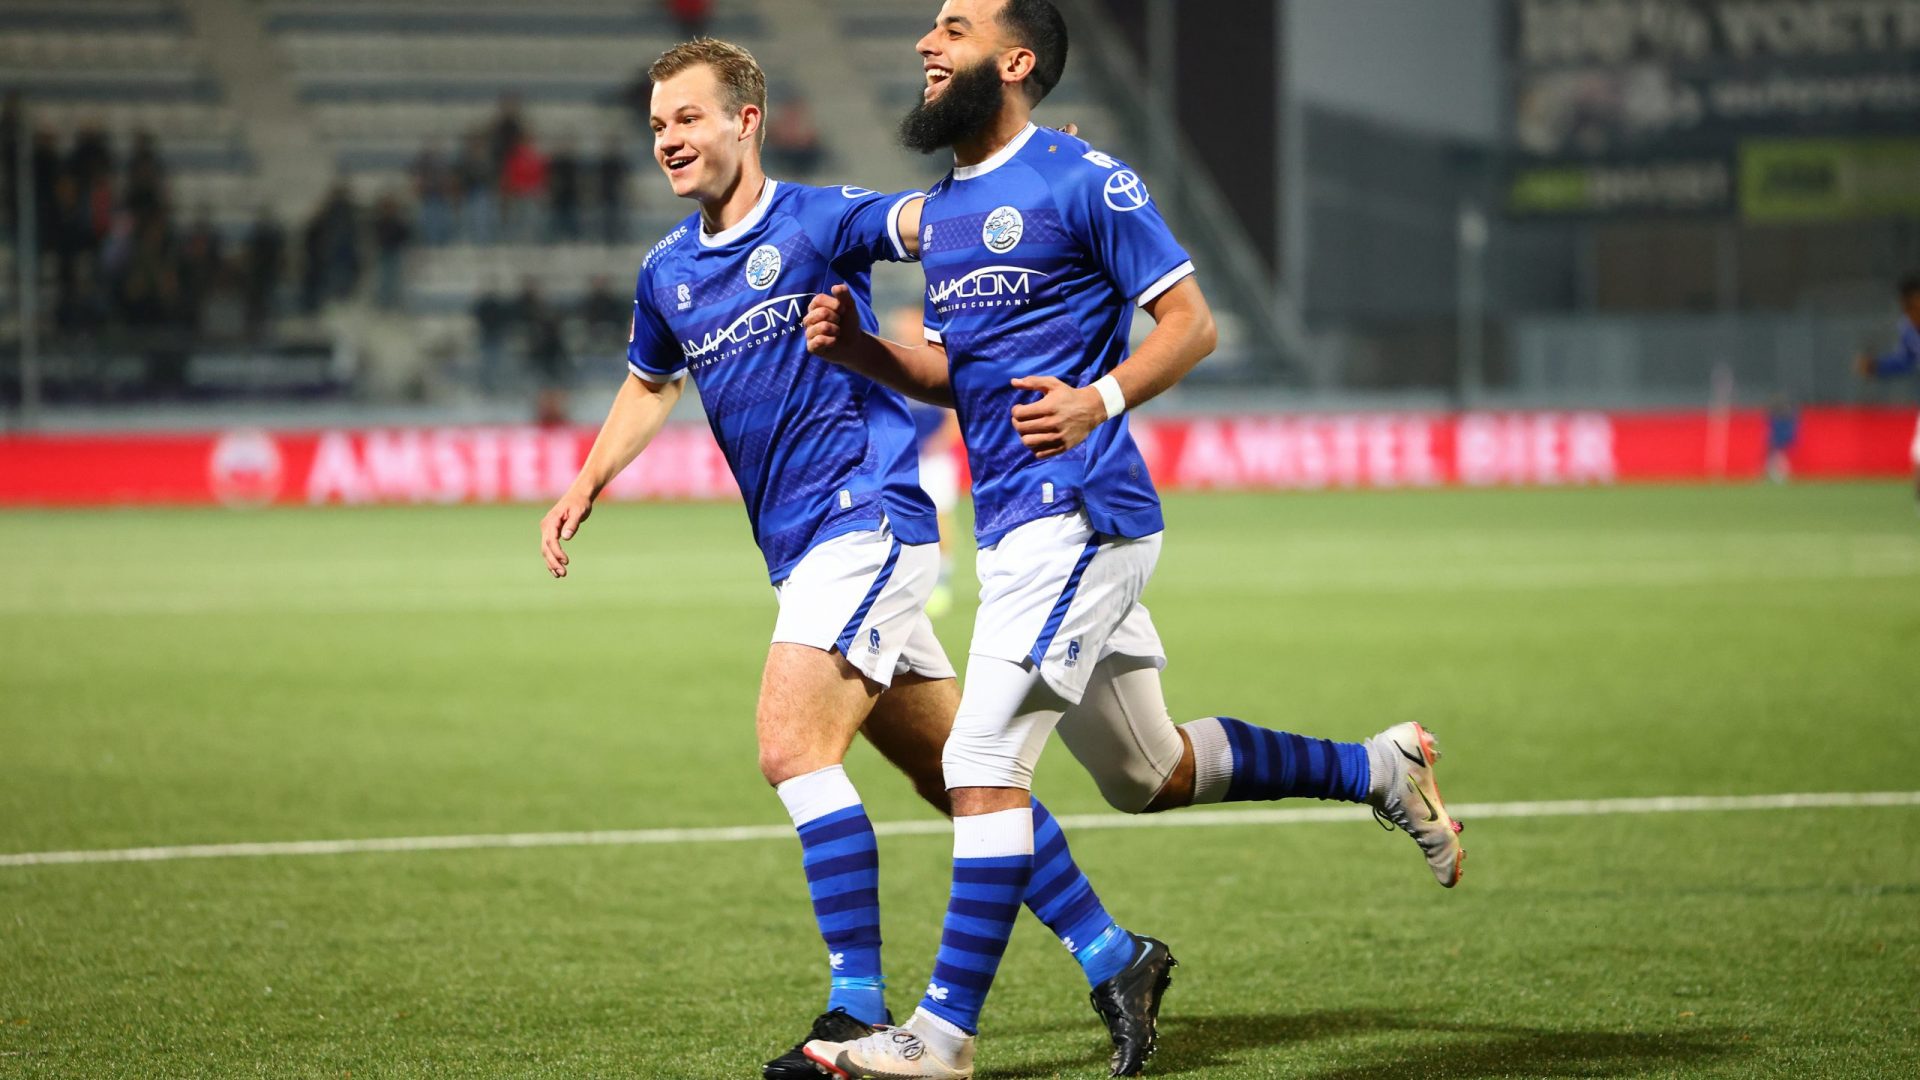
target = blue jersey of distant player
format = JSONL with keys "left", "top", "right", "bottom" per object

{"left": 909, "top": 400, "right": 951, "bottom": 451}
{"left": 1871, "top": 319, "right": 1920, "bottom": 379}
{"left": 918, "top": 123, "right": 1194, "bottom": 546}
{"left": 627, "top": 180, "right": 938, "bottom": 582}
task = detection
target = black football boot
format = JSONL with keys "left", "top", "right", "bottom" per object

{"left": 764, "top": 1007, "right": 883, "bottom": 1079}
{"left": 1087, "top": 934, "right": 1177, "bottom": 1076}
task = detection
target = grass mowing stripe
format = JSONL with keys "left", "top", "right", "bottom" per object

{"left": 5, "top": 790, "right": 1915, "bottom": 868}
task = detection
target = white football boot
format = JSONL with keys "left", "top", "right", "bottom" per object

{"left": 1367, "top": 721, "right": 1465, "bottom": 887}
{"left": 804, "top": 1019, "right": 974, "bottom": 1080}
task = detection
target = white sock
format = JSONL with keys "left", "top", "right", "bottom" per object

{"left": 1363, "top": 737, "right": 1398, "bottom": 802}
{"left": 1178, "top": 717, "right": 1234, "bottom": 804}
{"left": 910, "top": 1006, "right": 973, "bottom": 1059}
{"left": 774, "top": 763, "right": 862, "bottom": 827}
{"left": 951, "top": 805, "right": 1034, "bottom": 859}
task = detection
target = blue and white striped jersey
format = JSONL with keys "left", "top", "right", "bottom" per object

{"left": 918, "top": 124, "right": 1193, "bottom": 547}
{"left": 627, "top": 180, "right": 938, "bottom": 582}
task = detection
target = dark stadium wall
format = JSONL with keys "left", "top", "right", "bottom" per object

{"left": 1087, "top": 0, "right": 1280, "bottom": 272}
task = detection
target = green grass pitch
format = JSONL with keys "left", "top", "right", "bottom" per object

{"left": 2, "top": 484, "right": 1917, "bottom": 1078}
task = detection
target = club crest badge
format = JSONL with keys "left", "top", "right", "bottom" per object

{"left": 745, "top": 244, "right": 782, "bottom": 290}
{"left": 982, "top": 206, "right": 1023, "bottom": 254}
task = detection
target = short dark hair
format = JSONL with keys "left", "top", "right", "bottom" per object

{"left": 996, "top": 0, "right": 1069, "bottom": 104}
{"left": 1900, "top": 274, "right": 1920, "bottom": 300}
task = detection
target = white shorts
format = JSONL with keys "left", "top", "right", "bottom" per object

{"left": 919, "top": 447, "right": 961, "bottom": 515}
{"left": 1909, "top": 413, "right": 1920, "bottom": 467}
{"left": 969, "top": 510, "right": 1166, "bottom": 704}
{"left": 772, "top": 521, "right": 955, "bottom": 688}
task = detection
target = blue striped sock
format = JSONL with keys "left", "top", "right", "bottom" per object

{"left": 1026, "top": 799, "right": 1135, "bottom": 987}
{"left": 920, "top": 807, "right": 1033, "bottom": 1035}
{"left": 1216, "top": 716, "right": 1371, "bottom": 803}
{"left": 779, "top": 767, "right": 887, "bottom": 1025}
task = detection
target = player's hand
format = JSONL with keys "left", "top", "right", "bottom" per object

{"left": 1009, "top": 375, "right": 1107, "bottom": 459}
{"left": 1855, "top": 352, "right": 1877, "bottom": 378}
{"left": 804, "top": 284, "right": 860, "bottom": 364}
{"left": 1053, "top": 123, "right": 1079, "bottom": 137}
{"left": 540, "top": 488, "right": 594, "bottom": 578}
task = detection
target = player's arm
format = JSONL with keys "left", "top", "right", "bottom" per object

{"left": 896, "top": 196, "right": 924, "bottom": 259}
{"left": 803, "top": 283, "right": 955, "bottom": 406}
{"left": 540, "top": 372, "right": 684, "bottom": 578}
{"left": 1010, "top": 276, "right": 1216, "bottom": 459}
{"left": 1857, "top": 345, "right": 1919, "bottom": 379}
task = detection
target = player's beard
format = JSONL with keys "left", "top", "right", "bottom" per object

{"left": 899, "top": 59, "right": 1005, "bottom": 154}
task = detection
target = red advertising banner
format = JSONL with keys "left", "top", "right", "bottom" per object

{"left": 0, "top": 408, "right": 1911, "bottom": 509}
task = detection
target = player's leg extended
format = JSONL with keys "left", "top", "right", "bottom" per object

{"left": 1057, "top": 646, "right": 1465, "bottom": 887}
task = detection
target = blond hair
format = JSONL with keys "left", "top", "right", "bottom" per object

{"left": 648, "top": 38, "right": 768, "bottom": 142}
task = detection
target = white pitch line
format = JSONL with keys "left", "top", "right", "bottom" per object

{"left": 3, "top": 790, "right": 1916, "bottom": 869}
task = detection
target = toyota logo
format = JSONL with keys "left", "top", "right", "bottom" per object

{"left": 1102, "top": 170, "right": 1150, "bottom": 212}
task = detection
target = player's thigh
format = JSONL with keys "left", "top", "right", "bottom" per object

{"left": 755, "top": 642, "right": 880, "bottom": 785}
{"left": 863, "top": 670, "right": 961, "bottom": 813}
{"left": 1056, "top": 651, "right": 1187, "bottom": 813}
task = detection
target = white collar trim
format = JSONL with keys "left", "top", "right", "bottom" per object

{"left": 699, "top": 178, "right": 778, "bottom": 247}
{"left": 952, "top": 123, "right": 1038, "bottom": 181}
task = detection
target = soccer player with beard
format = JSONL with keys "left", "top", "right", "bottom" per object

{"left": 802, "top": 3, "right": 1465, "bottom": 1076}
{"left": 539, "top": 39, "right": 1164, "bottom": 1079}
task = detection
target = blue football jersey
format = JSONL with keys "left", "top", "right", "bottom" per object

{"left": 918, "top": 123, "right": 1194, "bottom": 546}
{"left": 627, "top": 180, "right": 938, "bottom": 582}
{"left": 1874, "top": 320, "right": 1920, "bottom": 379}
{"left": 908, "top": 400, "right": 952, "bottom": 450}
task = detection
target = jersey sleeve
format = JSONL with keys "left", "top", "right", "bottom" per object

{"left": 626, "top": 268, "right": 685, "bottom": 383}
{"left": 1058, "top": 149, "right": 1194, "bottom": 307}
{"left": 817, "top": 185, "right": 925, "bottom": 274}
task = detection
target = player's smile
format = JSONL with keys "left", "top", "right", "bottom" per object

{"left": 923, "top": 63, "right": 952, "bottom": 100}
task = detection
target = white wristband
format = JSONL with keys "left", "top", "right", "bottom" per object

{"left": 1092, "top": 374, "right": 1127, "bottom": 420}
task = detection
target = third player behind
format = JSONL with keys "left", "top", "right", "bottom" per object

{"left": 1854, "top": 273, "right": 1920, "bottom": 507}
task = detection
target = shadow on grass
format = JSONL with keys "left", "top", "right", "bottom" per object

{"left": 978, "top": 1009, "right": 1752, "bottom": 1079}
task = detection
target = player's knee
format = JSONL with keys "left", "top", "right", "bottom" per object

{"left": 757, "top": 739, "right": 836, "bottom": 788}
{"left": 941, "top": 727, "right": 1035, "bottom": 791}
{"left": 1089, "top": 764, "right": 1173, "bottom": 815}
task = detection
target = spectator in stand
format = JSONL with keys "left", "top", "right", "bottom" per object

{"left": 596, "top": 135, "right": 631, "bottom": 244}
{"left": 548, "top": 136, "right": 581, "bottom": 242}
{"left": 518, "top": 277, "right": 572, "bottom": 424}
{"left": 472, "top": 275, "right": 515, "bottom": 394}
{"left": 664, "top": 0, "right": 711, "bottom": 37}
{"left": 124, "top": 130, "right": 167, "bottom": 225}
{"left": 121, "top": 214, "right": 187, "bottom": 391}
{"left": 68, "top": 122, "right": 112, "bottom": 192}
{"left": 48, "top": 175, "right": 96, "bottom": 315}
{"left": 1, "top": 91, "right": 18, "bottom": 237}
{"left": 488, "top": 93, "right": 526, "bottom": 175}
{"left": 500, "top": 134, "right": 549, "bottom": 244}
{"left": 303, "top": 180, "right": 361, "bottom": 309}
{"left": 764, "top": 93, "right": 825, "bottom": 177}
{"left": 456, "top": 129, "right": 496, "bottom": 245}
{"left": 411, "top": 143, "right": 455, "bottom": 246}
{"left": 176, "top": 206, "right": 224, "bottom": 334}
{"left": 30, "top": 126, "right": 59, "bottom": 252}
{"left": 242, "top": 205, "right": 285, "bottom": 338}
{"left": 371, "top": 192, "right": 412, "bottom": 310}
